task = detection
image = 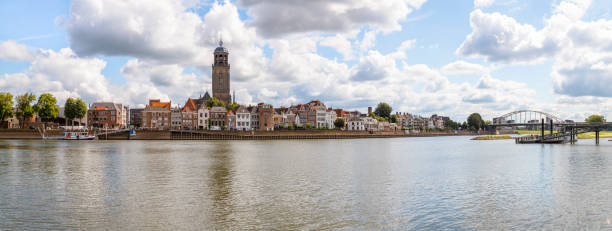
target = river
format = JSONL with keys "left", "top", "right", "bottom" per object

{"left": 1, "top": 137, "right": 611, "bottom": 230}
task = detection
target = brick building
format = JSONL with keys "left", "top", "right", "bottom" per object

{"left": 142, "top": 99, "right": 171, "bottom": 130}
{"left": 87, "top": 102, "right": 125, "bottom": 129}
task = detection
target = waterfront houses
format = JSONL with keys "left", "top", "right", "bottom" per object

{"left": 209, "top": 106, "right": 227, "bottom": 130}
{"left": 227, "top": 110, "right": 236, "bottom": 130}
{"left": 347, "top": 118, "right": 365, "bottom": 131}
{"left": 235, "top": 107, "right": 251, "bottom": 131}
{"left": 258, "top": 103, "right": 274, "bottom": 131}
{"left": 197, "top": 107, "right": 209, "bottom": 129}
{"left": 87, "top": 102, "right": 127, "bottom": 129}
{"left": 142, "top": 99, "right": 171, "bottom": 130}
{"left": 130, "top": 108, "right": 143, "bottom": 127}
{"left": 250, "top": 106, "right": 259, "bottom": 130}
{"left": 180, "top": 98, "right": 198, "bottom": 130}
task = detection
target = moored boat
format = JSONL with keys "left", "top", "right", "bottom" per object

{"left": 63, "top": 132, "right": 97, "bottom": 140}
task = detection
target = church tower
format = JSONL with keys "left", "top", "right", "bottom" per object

{"left": 212, "top": 40, "right": 231, "bottom": 104}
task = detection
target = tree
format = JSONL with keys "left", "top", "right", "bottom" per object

{"left": 374, "top": 102, "right": 392, "bottom": 118}
{"left": 206, "top": 97, "right": 225, "bottom": 108}
{"left": 389, "top": 114, "right": 398, "bottom": 123}
{"left": 15, "top": 93, "right": 36, "bottom": 128}
{"left": 74, "top": 98, "right": 87, "bottom": 125}
{"left": 445, "top": 119, "right": 460, "bottom": 130}
{"left": 467, "top": 113, "right": 485, "bottom": 131}
{"left": 334, "top": 118, "right": 345, "bottom": 129}
{"left": 0, "top": 92, "right": 14, "bottom": 121}
{"left": 64, "top": 98, "right": 87, "bottom": 126}
{"left": 585, "top": 115, "right": 605, "bottom": 124}
{"left": 64, "top": 98, "right": 76, "bottom": 126}
{"left": 226, "top": 102, "right": 239, "bottom": 111}
{"left": 34, "top": 93, "right": 59, "bottom": 122}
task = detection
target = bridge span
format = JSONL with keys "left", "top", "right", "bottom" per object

{"left": 491, "top": 110, "right": 611, "bottom": 144}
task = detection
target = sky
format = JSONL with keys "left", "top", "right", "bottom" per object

{"left": 1, "top": 0, "right": 611, "bottom": 122}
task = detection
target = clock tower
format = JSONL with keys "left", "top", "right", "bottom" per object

{"left": 212, "top": 40, "right": 231, "bottom": 104}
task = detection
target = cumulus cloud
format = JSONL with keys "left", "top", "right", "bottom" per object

{"left": 474, "top": 0, "right": 494, "bottom": 8}
{"left": 238, "top": 0, "right": 427, "bottom": 38}
{"left": 441, "top": 60, "right": 488, "bottom": 75}
{"left": 0, "top": 40, "right": 35, "bottom": 61}
{"left": 456, "top": 9, "right": 559, "bottom": 63}
{"left": 66, "top": 0, "right": 208, "bottom": 65}
{"left": 0, "top": 47, "right": 111, "bottom": 103}
{"left": 350, "top": 51, "right": 396, "bottom": 81}
{"left": 119, "top": 59, "right": 208, "bottom": 106}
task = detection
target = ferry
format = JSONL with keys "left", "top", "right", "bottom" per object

{"left": 63, "top": 132, "right": 97, "bottom": 140}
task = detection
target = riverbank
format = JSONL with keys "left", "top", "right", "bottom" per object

{"left": 471, "top": 135, "right": 513, "bottom": 140}
{"left": 578, "top": 131, "right": 612, "bottom": 139}
{"left": 0, "top": 129, "right": 496, "bottom": 140}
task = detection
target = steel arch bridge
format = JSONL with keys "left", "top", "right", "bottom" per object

{"left": 492, "top": 110, "right": 564, "bottom": 125}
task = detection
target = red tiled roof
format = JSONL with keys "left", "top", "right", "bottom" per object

{"left": 182, "top": 98, "right": 197, "bottom": 112}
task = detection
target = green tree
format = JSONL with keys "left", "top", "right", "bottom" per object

{"left": 206, "top": 97, "right": 225, "bottom": 108}
{"left": 0, "top": 92, "right": 14, "bottom": 121}
{"left": 374, "top": 102, "right": 392, "bottom": 118}
{"left": 585, "top": 115, "right": 605, "bottom": 123}
{"left": 34, "top": 93, "right": 59, "bottom": 122}
{"left": 334, "top": 118, "right": 345, "bottom": 129}
{"left": 226, "top": 102, "right": 239, "bottom": 111}
{"left": 64, "top": 98, "right": 76, "bottom": 126}
{"left": 74, "top": 98, "right": 87, "bottom": 125}
{"left": 389, "top": 114, "right": 398, "bottom": 123}
{"left": 64, "top": 98, "right": 88, "bottom": 126}
{"left": 15, "top": 93, "right": 36, "bottom": 128}
{"left": 467, "top": 113, "right": 485, "bottom": 131}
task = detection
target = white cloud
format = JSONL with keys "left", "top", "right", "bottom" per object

{"left": 441, "top": 60, "right": 488, "bottom": 75}
{"left": 474, "top": 0, "right": 494, "bottom": 8}
{"left": 66, "top": 0, "right": 208, "bottom": 65}
{"left": 238, "top": 0, "right": 427, "bottom": 38}
{"left": 0, "top": 47, "right": 111, "bottom": 103}
{"left": 320, "top": 35, "right": 354, "bottom": 60}
{"left": 456, "top": 9, "right": 559, "bottom": 64}
{"left": 0, "top": 40, "right": 35, "bottom": 61}
{"left": 351, "top": 50, "right": 396, "bottom": 81}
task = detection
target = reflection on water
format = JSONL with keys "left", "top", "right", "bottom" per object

{"left": 1, "top": 138, "right": 612, "bottom": 229}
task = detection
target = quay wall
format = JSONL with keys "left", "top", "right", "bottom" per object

{"left": 0, "top": 129, "right": 495, "bottom": 140}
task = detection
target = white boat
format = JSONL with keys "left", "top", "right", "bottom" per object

{"left": 63, "top": 132, "right": 97, "bottom": 140}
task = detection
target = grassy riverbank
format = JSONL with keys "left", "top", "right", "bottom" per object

{"left": 516, "top": 130, "right": 558, "bottom": 134}
{"left": 471, "top": 135, "right": 513, "bottom": 140}
{"left": 577, "top": 131, "right": 612, "bottom": 139}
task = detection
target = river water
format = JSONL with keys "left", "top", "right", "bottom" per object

{"left": 1, "top": 137, "right": 612, "bottom": 230}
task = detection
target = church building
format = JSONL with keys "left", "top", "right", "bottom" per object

{"left": 212, "top": 40, "right": 232, "bottom": 104}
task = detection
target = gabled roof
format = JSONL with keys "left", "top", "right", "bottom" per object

{"left": 90, "top": 102, "right": 120, "bottom": 111}
{"left": 182, "top": 98, "right": 197, "bottom": 112}
{"left": 149, "top": 100, "right": 171, "bottom": 110}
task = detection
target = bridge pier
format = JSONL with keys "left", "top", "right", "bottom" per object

{"left": 541, "top": 118, "right": 545, "bottom": 142}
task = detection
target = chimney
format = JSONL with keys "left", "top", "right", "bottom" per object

{"left": 368, "top": 107, "right": 372, "bottom": 114}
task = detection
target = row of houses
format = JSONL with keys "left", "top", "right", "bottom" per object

{"left": 67, "top": 93, "right": 451, "bottom": 131}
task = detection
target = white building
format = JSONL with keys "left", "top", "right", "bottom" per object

{"left": 325, "top": 110, "right": 337, "bottom": 129}
{"left": 235, "top": 107, "right": 251, "bottom": 131}
{"left": 363, "top": 117, "right": 379, "bottom": 131}
{"left": 197, "top": 107, "right": 209, "bottom": 129}
{"left": 347, "top": 118, "right": 365, "bottom": 131}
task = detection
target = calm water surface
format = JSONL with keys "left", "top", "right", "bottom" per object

{"left": 1, "top": 137, "right": 612, "bottom": 230}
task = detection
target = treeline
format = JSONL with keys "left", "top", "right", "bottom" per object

{"left": 0, "top": 92, "right": 87, "bottom": 127}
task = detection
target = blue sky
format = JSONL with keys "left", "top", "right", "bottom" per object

{"left": 1, "top": 0, "right": 611, "bottom": 121}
